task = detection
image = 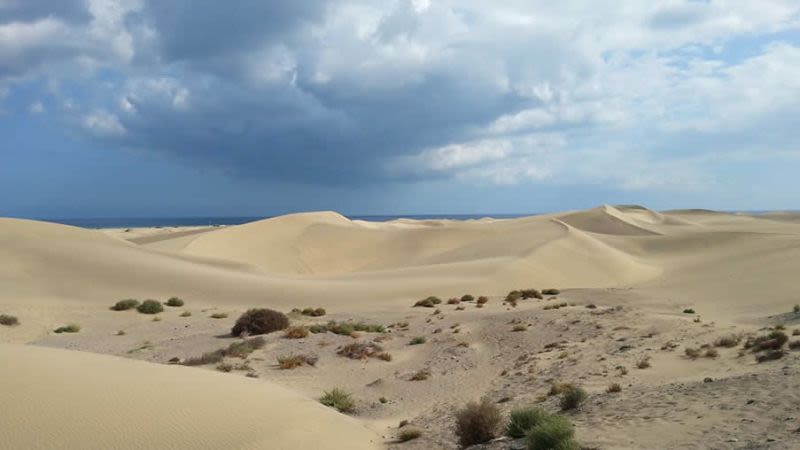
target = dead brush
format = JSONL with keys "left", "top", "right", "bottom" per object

{"left": 337, "top": 342, "right": 386, "bottom": 360}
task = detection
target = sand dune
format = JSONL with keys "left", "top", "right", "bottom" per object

{"left": 0, "top": 343, "right": 380, "bottom": 450}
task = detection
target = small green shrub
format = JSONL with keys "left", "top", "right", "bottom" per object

{"left": 137, "top": 300, "right": 163, "bottom": 314}
{"left": 0, "top": 314, "right": 19, "bottom": 326}
{"left": 541, "top": 288, "right": 560, "bottom": 296}
{"left": 409, "top": 336, "right": 426, "bottom": 345}
{"left": 320, "top": 388, "right": 355, "bottom": 413}
{"left": 397, "top": 428, "right": 422, "bottom": 442}
{"left": 526, "top": 414, "right": 577, "bottom": 450}
{"left": 210, "top": 312, "right": 228, "bottom": 319}
{"left": 512, "top": 325, "right": 527, "bottom": 332}
{"left": 54, "top": 324, "right": 80, "bottom": 333}
{"left": 506, "top": 407, "right": 552, "bottom": 438}
{"left": 454, "top": 398, "right": 501, "bottom": 447}
{"left": 110, "top": 299, "right": 139, "bottom": 311}
{"left": 683, "top": 308, "right": 695, "bottom": 314}
{"left": 180, "top": 311, "right": 192, "bottom": 317}
{"left": 506, "top": 290, "right": 523, "bottom": 302}
{"left": 414, "top": 296, "right": 441, "bottom": 307}
{"left": 559, "top": 386, "right": 587, "bottom": 411}
{"left": 521, "top": 289, "right": 542, "bottom": 299}
{"left": 165, "top": 297, "right": 184, "bottom": 307}
{"left": 231, "top": 308, "right": 289, "bottom": 336}
{"left": 461, "top": 294, "right": 475, "bottom": 302}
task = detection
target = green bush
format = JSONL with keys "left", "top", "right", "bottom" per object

{"left": 454, "top": 398, "right": 501, "bottom": 447}
{"left": 505, "top": 407, "right": 552, "bottom": 438}
{"left": 137, "top": 300, "right": 164, "bottom": 314}
{"left": 110, "top": 299, "right": 139, "bottom": 311}
{"left": 461, "top": 294, "right": 475, "bottom": 302}
{"left": 231, "top": 308, "right": 289, "bottom": 336}
{"left": 541, "top": 288, "right": 560, "bottom": 296}
{"left": 165, "top": 297, "right": 184, "bottom": 307}
{"left": 409, "top": 336, "right": 426, "bottom": 345}
{"left": 559, "top": 386, "right": 587, "bottom": 411}
{"left": 320, "top": 388, "right": 355, "bottom": 413}
{"left": 0, "top": 314, "right": 19, "bottom": 326}
{"left": 683, "top": 308, "right": 695, "bottom": 314}
{"left": 397, "top": 428, "right": 422, "bottom": 442}
{"left": 521, "top": 289, "right": 542, "bottom": 299}
{"left": 526, "top": 414, "right": 577, "bottom": 450}
{"left": 54, "top": 324, "right": 80, "bottom": 333}
{"left": 414, "top": 296, "right": 441, "bottom": 307}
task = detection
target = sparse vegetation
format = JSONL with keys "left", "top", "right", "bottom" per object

{"left": 685, "top": 347, "right": 702, "bottom": 359}
{"left": 54, "top": 324, "right": 80, "bottom": 333}
{"left": 461, "top": 294, "right": 475, "bottom": 302}
{"left": 607, "top": 383, "right": 622, "bottom": 393}
{"left": 525, "top": 414, "right": 578, "bottom": 450}
{"left": 704, "top": 348, "right": 719, "bottom": 358}
{"left": 308, "top": 320, "right": 385, "bottom": 335}
{"left": 115, "top": 330, "right": 126, "bottom": 336}
{"left": 548, "top": 382, "right": 575, "bottom": 397}
{"left": 788, "top": 340, "right": 800, "bottom": 350}
{"left": 713, "top": 334, "right": 741, "bottom": 348}
{"left": 454, "top": 398, "right": 501, "bottom": 447}
{"left": 216, "top": 362, "right": 234, "bottom": 372}
{"left": 755, "top": 350, "right": 785, "bottom": 363}
{"left": 521, "top": 289, "right": 542, "bottom": 299}
{"left": 165, "top": 297, "right": 184, "bottom": 307}
{"left": 183, "top": 337, "right": 266, "bottom": 366}
{"left": 137, "top": 299, "right": 163, "bottom": 314}
{"left": 512, "top": 325, "right": 527, "bottom": 332}
{"left": 506, "top": 290, "right": 523, "bottom": 303}
{"left": 277, "top": 353, "right": 318, "bottom": 369}
{"left": 397, "top": 428, "right": 422, "bottom": 442}
{"left": 477, "top": 296, "right": 489, "bottom": 305}
{"left": 794, "top": 304, "right": 800, "bottom": 314}
{"left": 231, "top": 308, "right": 289, "bottom": 336}
{"left": 110, "top": 299, "right": 139, "bottom": 311}
{"left": 337, "top": 342, "right": 385, "bottom": 360}
{"left": 543, "top": 302, "right": 569, "bottom": 310}
{"left": 210, "top": 312, "right": 228, "bottom": 319}
{"left": 284, "top": 325, "right": 309, "bottom": 339}
{"left": 409, "top": 336, "right": 426, "bottom": 345}
{"left": 636, "top": 355, "right": 652, "bottom": 369}
{"left": 541, "top": 288, "right": 560, "bottom": 296}
{"left": 506, "top": 406, "right": 552, "bottom": 438}
{"left": 409, "top": 369, "right": 431, "bottom": 381}
{"left": 320, "top": 388, "right": 355, "bottom": 413}
{"left": 559, "top": 386, "right": 587, "bottom": 411}
{"left": 683, "top": 308, "right": 695, "bottom": 314}
{"left": 301, "top": 307, "right": 326, "bottom": 317}
{"left": 745, "top": 331, "right": 788, "bottom": 352}
{"left": 414, "top": 296, "right": 442, "bottom": 307}
{"left": 0, "top": 314, "right": 19, "bottom": 326}
{"left": 180, "top": 311, "right": 192, "bottom": 317}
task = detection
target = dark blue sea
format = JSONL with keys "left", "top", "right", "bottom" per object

{"left": 43, "top": 214, "right": 531, "bottom": 229}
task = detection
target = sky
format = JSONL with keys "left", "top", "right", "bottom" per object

{"left": 2, "top": 0, "right": 800, "bottom": 218}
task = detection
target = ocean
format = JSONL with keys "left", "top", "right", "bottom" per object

{"left": 42, "top": 214, "right": 532, "bottom": 229}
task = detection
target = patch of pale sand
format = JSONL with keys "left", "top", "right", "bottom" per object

{"left": 0, "top": 343, "right": 380, "bottom": 450}
{"left": 102, "top": 225, "right": 218, "bottom": 242}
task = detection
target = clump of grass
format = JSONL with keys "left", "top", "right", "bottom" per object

{"left": 216, "top": 362, "right": 234, "bottom": 372}
{"left": 115, "top": 330, "right": 126, "bottom": 336}
{"left": 277, "top": 353, "right": 319, "bottom": 369}
{"left": 521, "top": 289, "right": 542, "bottom": 299}
{"left": 110, "top": 299, "right": 139, "bottom": 311}
{"left": 713, "top": 334, "right": 741, "bottom": 348}
{"left": 607, "top": 383, "right": 622, "bottom": 393}
{"left": 506, "top": 290, "right": 523, "bottom": 303}
{"left": 505, "top": 406, "right": 552, "bottom": 438}
{"left": 461, "top": 294, "right": 475, "bottom": 302}
{"left": 526, "top": 414, "right": 578, "bottom": 450}
{"left": 755, "top": 350, "right": 785, "bottom": 363}
{"left": 310, "top": 320, "right": 385, "bottom": 335}
{"left": 447, "top": 298, "right": 461, "bottom": 305}
{"left": 548, "top": 382, "right": 575, "bottom": 397}
{"left": 559, "top": 386, "right": 587, "bottom": 411}
{"left": 165, "top": 297, "right": 184, "bottom": 307}
{"left": 0, "top": 314, "right": 19, "bottom": 326}
{"left": 454, "top": 398, "right": 501, "bottom": 447}
{"left": 337, "top": 342, "right": 385, "bottom": 360}
{"left": 397, "top": 428, "right": 422, "bottom": 442}
{"left": 183, "top": 337, "right": 266, "bottom": 366}
{"left": 414, "top": 296, "right": 441, "bottom": 308}
{"left": 745, "top": 331, "right": 788, "bottom": 352}
{"left": 409, "top": 369, "right": 431, "bottom": 381}
{"left": 284, "top": 325, "right": 309, "bottom": 339}
{"left": 477, "top": 296, "right": 489, "bottom": 305}
{"left": 409, "top": 336, "right": 426, "bottom": 345}
{"left": 793, "top": 329, "right": 800, "bottom": 336}
{"left": 704, "top": 348, "right": 719, "bottom": 358}
{"left": 210, "top": 312, "right": 228, "bottom": 319}
{"left": 320, "top": 388, "right": 355, "bottom": 413}
{"left": 543, "top": 302, "right": 569, "bottom": 310}
{"left": 512, "top": 324, "right": 527, "bottom": 332}
{"left": 541, "top": 288, "right": 560, "bottom": 296}
{"left": 231, "top": 308, "right": 289, "bottom": 336}
{"left": 184, "top": 349, "right": 226, "bottom": 366}
{"left": 180, "top": 311, "right": 192, "bottom": 317}
{"left": 788, "top": 340, "right": 800, "bottom": 350}
{"left": 685, "top": 347, "right": 701, "bottom": 359}
{"left": 137, "top": 299, "right": 163, "bottom": 314}
{"left": 54, "top": 324, "right": 80, "bottom": 333}
{"left": 636, "top": 355, "right": 651, "bottom": 369}
{"left": 683, "top": 308, "right": 695, "bottom": 314}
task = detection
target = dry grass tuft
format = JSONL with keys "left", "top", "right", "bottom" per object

{"left": 284, "top": 325, "right": 309, "bottom": 339}
{"left": 454, "top": 398, "right": 501, "bottom": 447}
{"left": 277, "top": 353, "right": 319, "bottom": 369}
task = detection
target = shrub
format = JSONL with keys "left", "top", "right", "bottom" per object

{"left": 409, "top": 336, "right": 426, "bottom": 345}
{"left": 414, "top": 296, "right": 441, "bottom": 307}
{"left": 447, "top": 298, "right": 461, "bottom": 305}
{"left": 461, "top": 294, "right": 475, "bottom": 302}
{"left": 541, "top": 288, "right": 560, "bottom": 296}
{"left": 320, "top": 388, "right": 355, "bottom": 413}
{"left": 512, "top": 325, "right": 527, "bottom": 332}
{"left": 409, "top": 369, "right": 431, "bottom": 381}
{"left": 746, "top": 331, "right": 788, "bottom": 351}
{"left": 756, "top": 350, "right": 785, "bottom": 363}
{"left": 477, "top": 296, "right": 489, "bottom": 305}
{"left": 210, "top": 312, "right": 228, "bottom": 319}
{"left": 216, "top": 362, "right": 233, "bottom": 372}
{"left": 376, "top": 351, "right": 393, "bottom": 361}
{"left": 165, "top": 297, "right": 184, "bottom": 307}
{"left": 636, "top": 356, "right": 651, "bottom": 369}
{"left": 704, "top": 348, "right": 719, "bottom": 358}
{"left": 505, "top": 407, "right": 552, "bottom": 438}
{"left": 454, "top": 398, "right": 501, "bottom": 447}
{"left": 231, "top": 308, "right": 289, "bottom": 336}
{"left": 793, "top": 329, "right": 800, "bottom": 336}
{"left": 607, "top": 383, "right": 622, "bottom": 393}
{"left": 180, "top": 311, "right": 192, "bottom": 317}
{"left": 184, "top": 349, "right": 225, "bottom": 366}
{"left": 788, "top": 340, "right": 800, "bottom": 350}
{"left": 548, "top": 383, "right": 575, "bottom": 397}
{"left": 794, "top": 304, "right": 800, "bottom": 314}
{"left": 685, "top": 347, "right": 701, "bottom": 359}
{"left": 506, "top": 290, "right": 524, "bottom": 302}
{"left": 397, "top": 428, "right": 422, "bottom": 442}
{"left": 713, "top": 335, "right": 741, "bottom": 348}
{"left": 521, "top": 289, "right": 543, "bottom": 300}
{"left": 337, "top": 342, "right": 384, "bottom": 360}
{"left": 284, "top": 325, "right": 309, "bottom": 339}
{"left": 54, "top": 324, "right": 80, "bottom": 333}
{"left": 559, "top": 386, "right": 587, "bottom": 411}
{"left": 137, "top": 300, "right": 163, "bottom": 314}
{"left": 277, "top": 353, "right": 318, "bottom": 369}
{"left": 183, "top": 337, "right": 266, "bottom": 365}
{"left": 683, "top": 308, "right": 695, "bottom": 314}
{"left": 0, "top": 314, "right": 19, "bottom": 326}
{"left": 110, "top": 299, "right": 139, "bottom": 311}
{"left": 313, "top": 308, "right": 326, "bottom": 316}
{"left": 526, "top": 414, "right": 577, "bottom": 450}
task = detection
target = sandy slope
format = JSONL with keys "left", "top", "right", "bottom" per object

{"left": 0, "top": 343, "right": 380, "bottom": 450}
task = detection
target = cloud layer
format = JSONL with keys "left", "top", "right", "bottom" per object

{"left": 3, "top": 0, "right": 800, "bottom": 193}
